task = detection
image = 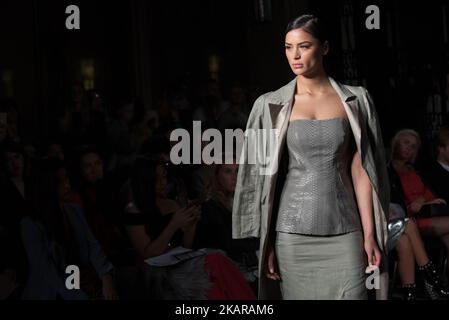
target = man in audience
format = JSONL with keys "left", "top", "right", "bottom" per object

{"left": 424, "top": 126, "right": 449, "bottom": 204}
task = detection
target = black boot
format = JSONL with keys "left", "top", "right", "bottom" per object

{"left": 419, "top": 261, "right": 449, "bottom": 300}
{"left": 401, "top": 283, "right": 417, "bottom": 300}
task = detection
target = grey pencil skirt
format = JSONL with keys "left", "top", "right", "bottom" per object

{"left": 275, "top": 230, "right": 368, "bottom": 300}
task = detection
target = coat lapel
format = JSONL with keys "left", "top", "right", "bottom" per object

{"left": 328, "top": 77, "right": 363, "bottom": 154}
{"left": 268, "top": 78, "right": 296, "bottom": 132}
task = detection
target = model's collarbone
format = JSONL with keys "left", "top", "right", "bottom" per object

{"left": 289, "top": 97, "right": 347, "bottom": 121}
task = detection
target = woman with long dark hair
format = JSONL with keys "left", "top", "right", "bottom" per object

{"left": 233, "top": 14, "right": 390, "bottom": 300}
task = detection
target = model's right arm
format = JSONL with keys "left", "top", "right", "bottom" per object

{"left": 232, "top": 94, "right": 266, "bottom": 240}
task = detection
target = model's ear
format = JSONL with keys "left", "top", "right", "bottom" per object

{"left": 322, "top": 40, "right": 329, "bottom": 56}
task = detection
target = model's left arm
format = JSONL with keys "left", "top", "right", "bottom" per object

{"left": 360, "top": 88, "right": 390, "bottom": 299}
{"left": 352, "top": 148, "right": 382, "bottom": 268}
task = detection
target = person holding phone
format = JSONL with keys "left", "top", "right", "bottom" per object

{"left": 123, "top": 157, "right": 255, "bottom": 299}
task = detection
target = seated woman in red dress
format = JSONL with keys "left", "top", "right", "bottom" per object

{"left": 387, "top": 160, "right": 448, "bottom": 299}
{"left": 389, "top": 129, "right": 449, "bottom": 282}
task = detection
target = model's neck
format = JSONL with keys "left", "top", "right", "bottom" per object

{"left": 296, "top": 71, "right": 329, "bottom": 95}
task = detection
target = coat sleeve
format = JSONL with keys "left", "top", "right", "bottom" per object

{"left": 362, "top": 88, "right": 390, "bottom": 238}
{"left": 232, "top": 94, "right": 266, "bottom": 239}
{"left": 362, "top": 88, "right": 390, "bottom": 300}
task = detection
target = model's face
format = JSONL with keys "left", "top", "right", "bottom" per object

{"left": 285, "top": 28, "right": 328, "bottom": 77}
{"left": 396, "top": 134, "right": 419, "bottom": 162}
{"left": 217, "top": 163, "right": 238, "bottom": 194}
{"left": 80, "top": 152, "right": 104, "bottom": 184}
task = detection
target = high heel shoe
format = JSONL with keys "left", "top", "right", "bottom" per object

{"left": 419, "top": 261, "right": 449, "bottom": 300}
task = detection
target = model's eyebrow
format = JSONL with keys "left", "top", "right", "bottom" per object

{"left": 285, "top": 41, "right": 312, "bottom": 46}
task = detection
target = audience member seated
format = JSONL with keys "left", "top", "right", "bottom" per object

{"left": 20, "top": 160, "right": 118, "bottom": 300}
{"left": 0, "top": 142, "right": 37, "bottom": 296}
{"left": 190, "top": 138, "right": 219, "bottom": 202}
{"left": 40, "top": 139, "right": 65, "bottom": 162}
{"left": 389, "top": 129, "right": 449, "bottom": 275}
{"left": 56, "top": 83, "right": 91, "bottom": 147}
{"left": 106, "top": 99, "right": 138, "bottom": 171}
{"left": 0, "top": 98, "right": 21, "bottom": 144}
{"left": 424, "top": 126, "right": 449, "bottom": 205}
{"left": 129, "top": 98, "right": 157, "bottom": 150}
{"left": 122, "top": 157, "right": 256, "bottom": 299}
{"left": 85, "top": 89, "right": 109, "bottom": 150}
{"left": 194, "top": 157, "right": 259, "bottom": 285}
{"left": 141, "top": 130, "right": 190, "bottom": 205}
{"left": 70, "top": 146, "right": 130, "bottom": 266}
{"left": 387, "top": 161, "right": 449, "bottom": 300}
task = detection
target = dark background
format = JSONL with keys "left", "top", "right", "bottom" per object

{"left": 1, "top": 0, "right": 448, "bottom": 152}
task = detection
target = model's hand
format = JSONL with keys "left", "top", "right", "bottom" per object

{"left": 266, "top": 245, "right": 281, "bottom": 281}
{"left": 364, "top": 236, "right": 381, "bottom": 268}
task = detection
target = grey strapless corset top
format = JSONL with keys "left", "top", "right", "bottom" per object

{"left": 276, "top": 117, "right": 362, "bottom": 235}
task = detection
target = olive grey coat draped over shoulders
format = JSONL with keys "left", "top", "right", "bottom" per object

{"left": 232, "top": 76, "right": 390, "bottom": 300}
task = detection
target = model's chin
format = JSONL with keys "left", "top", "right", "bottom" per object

{"left": 291, "top": 68, "right": 309, "bottom": 76}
